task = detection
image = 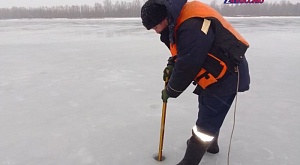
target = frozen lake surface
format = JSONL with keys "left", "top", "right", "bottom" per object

{"left": 0, "top": 17, "right": 300, "bottom": 165}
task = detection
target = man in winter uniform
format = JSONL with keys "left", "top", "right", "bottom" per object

{"left": 141, "top": 0, "right": 250, "bottom": 164}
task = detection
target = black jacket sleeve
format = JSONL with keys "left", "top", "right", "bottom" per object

{"left": 166, "top": 18, "right": 215, "bottom": 98}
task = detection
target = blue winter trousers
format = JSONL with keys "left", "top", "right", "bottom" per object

{"left": 196, "top": 93, "right": 236, "bottom": 136}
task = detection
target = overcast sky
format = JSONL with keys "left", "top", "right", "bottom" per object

{"left": 0, "top": 0, "right": 299, "bottom": 8}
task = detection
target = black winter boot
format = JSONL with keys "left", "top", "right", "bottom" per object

{"left": 207, "top": 131, "right": 219, "bottom": 154}
{"left": 177, "top": 135, "right": 211, "bottom": 165}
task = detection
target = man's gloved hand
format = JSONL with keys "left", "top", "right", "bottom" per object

{"left": 163, "top": 56, "right": 176, "bottom": 81}
{"left": 161, "top": 89, "right": 169, "bottom": 103}
{"left": 163, "top": 65, "right": 173, "bottom": 81}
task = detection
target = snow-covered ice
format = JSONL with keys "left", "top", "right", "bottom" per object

{"left": 0, "top": 17, "right": 300, "bottom": 165}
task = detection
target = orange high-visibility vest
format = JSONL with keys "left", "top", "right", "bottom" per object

{"left": 169, "top": 1, "right": 249, "bottom": 89}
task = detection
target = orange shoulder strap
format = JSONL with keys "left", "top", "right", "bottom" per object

{"left": 175, "top": 1, "right": 249, "bottom": 46}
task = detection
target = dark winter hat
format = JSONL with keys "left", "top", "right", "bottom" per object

{"left": 141, "top": 0, "right": 167, "bottom": 30}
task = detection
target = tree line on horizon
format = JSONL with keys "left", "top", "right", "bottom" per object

{"left": 0, "top": 0, "right": 299, "bottom": 19}
{"left": 211, "top": 0, "right": 300, "bottom": 16}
